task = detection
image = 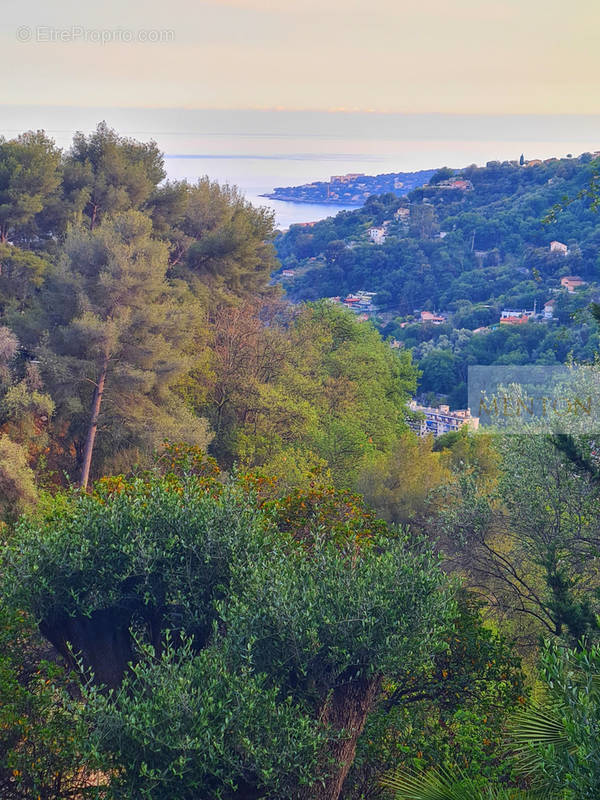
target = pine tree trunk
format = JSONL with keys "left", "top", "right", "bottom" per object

{"left": 299, "top": 675, "right": 382, "bottom": 800}
{"left": 79, "top": 351, "right": 109, "bottom": 490}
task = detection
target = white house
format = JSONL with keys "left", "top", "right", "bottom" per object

{"left": 367, "top": 227, "right": 386, "bottom": 245}
{"left": 543, "top": 299, "right": 556, "bottom": 319}
{"left": 550, "top": 240, "right": 568, "bottom": 255}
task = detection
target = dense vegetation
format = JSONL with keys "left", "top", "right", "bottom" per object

{"left": 0, "top": 125, "right": 599, "bottom": 800}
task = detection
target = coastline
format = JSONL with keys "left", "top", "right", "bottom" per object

{"left": 260, "top": 193, "right": 363, "bottom": 207}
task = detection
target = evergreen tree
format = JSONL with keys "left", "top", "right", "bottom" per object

{"left": 39, "top": 211, "right": 211, "bottom": 486}
{"left": 0, "top": 131, "right": 61, "bottom": 245}
{"left": 63, "top": 121, "right": 165, "bottom": 230}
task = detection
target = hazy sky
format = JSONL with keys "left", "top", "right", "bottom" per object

{"left": 1, "top": 0, "right": 599, "bottom": 114}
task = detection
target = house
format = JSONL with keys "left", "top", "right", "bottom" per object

{"left": 408, "top": 401, "right": 479, "bottom": 438}
{"left": 500, "top": 310, "right": 531, "bottom": 325}
{"left": 550, "top": 240, "right": 568, "bottom": 255}
{"left": 343, "top": 291, "right": 377, "bottom": 312}
{"left": 560, "top": 276, "right": 586, "bottom": 293}
{"left": 420, "top": 310, "right": 446, "bottom": 324}
{"left": 435, "top": 178, "right": 474, "bottom": 191}
{"left": 394, "top": 207, "right": 410, "bottom": 221}
{"left": 281, "top": 269, "right": 296, "bottom": 278}
{"left": 448, "top": 179, "right": 473, "bottom": 191}
{"left": 543, "top": 299, "right": 556, "bottom": 319}
{"left": 472, "top": 326, "right": 490, "bottom": 335}
{"left": 367, "top": 227, "right": 386, "bottom": 245}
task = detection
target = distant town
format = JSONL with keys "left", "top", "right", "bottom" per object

{"left": 261, "top": 169, "right": 437, "bottom": 205}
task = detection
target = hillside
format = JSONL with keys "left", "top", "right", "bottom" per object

{"left": 262, "top": 168, "right": 436, "bottom": 205}
{"left": 274, "top": 153, "right": 600, "bottom": 405}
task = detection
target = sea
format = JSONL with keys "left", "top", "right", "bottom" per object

{"left": 2, "top": 107, "right": 600, "bottom": 229}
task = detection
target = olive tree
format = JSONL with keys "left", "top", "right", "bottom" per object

{"left": 2, "top": 473, "right": 454, "bottom": 800}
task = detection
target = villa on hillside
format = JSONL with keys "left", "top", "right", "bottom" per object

{"left": 543, "top": 299, "right": 556, "bottom": 319}
{"left": 420, "top": 310, "right": 447, "bottom": 324}
{"left": 500, "top": 309, "right": 533, "bottom": 325}
{"left": 560, "top": 275, "right": 586, "bottom": 293}
{"left": 342, "top": 291, "right": 377, "bottom": 312}
{"left": 367, "top": 227, "right": 387, "bottom": 244}
{"left": 550, "top": 240, "right": 568, "bottom": 255}
{"left": 434, "top": 178, "right": 474, "bottom": 191}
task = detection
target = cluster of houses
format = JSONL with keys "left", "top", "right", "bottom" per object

{"left": 522, "top": 152, "right": 600, "bottom": 168}
{"left": 499, "top": 270, "right": 588, "bottom": 327}
{"left": 408, "top": 400, "right": 479, "bottom": 437}
{"left": 366, "top": 206, "right": 413, "bottom": 246}
{"left": 327, "top": 291, "right": 378, "bottom": 315}
{"left": 265, "top": 170, "right": 435, "bottom": 206}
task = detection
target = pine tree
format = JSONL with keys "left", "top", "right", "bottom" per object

{"left": 39, "top": 210, "right": 211, "bottom": 486}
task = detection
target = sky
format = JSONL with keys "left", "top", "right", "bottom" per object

{"left": 1, "top": 0, "right": 599, "bottom": 114}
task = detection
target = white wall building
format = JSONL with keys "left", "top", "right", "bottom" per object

{"left": 367, "top": 227, "right": 386, "bottom": 244}
{"left": 550, "top": 240, "right": 568, "bottom": 255}
{"left": 408, "top": 401, "right": 479, "bottom": 437}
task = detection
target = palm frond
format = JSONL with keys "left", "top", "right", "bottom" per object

{"left": 510, "top": 706, "right": 566, "bottom": 748}
{"left": 380, "top": 766, "right": 477, "bottom": 800}
{"left": 380, "top": 766, "right": 543, "bottom": 800}
{"left": 509, "top": 705, "right": 568, "bottom": 777}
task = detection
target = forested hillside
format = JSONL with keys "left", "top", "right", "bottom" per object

{"left": 276, "top": 154, "right": 600, "bottom": 404}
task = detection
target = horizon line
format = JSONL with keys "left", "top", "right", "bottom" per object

{"left": 2, "top": 103, "right": 600, "bottom": 117}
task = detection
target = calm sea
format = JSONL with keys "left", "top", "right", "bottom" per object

{"left": 2, "top": 107, "right": 600, "bottom": 228}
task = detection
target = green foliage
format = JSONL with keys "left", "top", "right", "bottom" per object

{"left": 202, "top": 300, "right": 417, "bottom": 488}
{"left": 38, "top": 209, "right": 212, "bottom": 480}
{"left": 0, "top": 123, "right": 282, "bottom": 484}
{"left": 85, "top": 637, "right": 325, "bottom": 800}
{"left": 380, "top": 641, "right": 600, "bottom": 800}
{"left": 0, "top": 131, "right": 62, "bottom": 244}
{"left": 63, "top": 121, "right": 165, "bottom": 230}
{"left": 0, "top": 606, "right": 93, "bottom": 799}
{"left": 381, "top": 766, "right": 538, "bottom": 800}
{"left": 1, "top": 472, "right": 454, "bottom": 798}
{"left": 357, "top": 432, "right": 452, "bottom": 525}
{"left": 436, "top": 435, "right": 600, "bottom": 646}
{"left": 346, "top": 593, "right": 525, "bottom": 798}
{"left": 0, "top": 244, "right": 49, "bottom": 316}
{"left": 510, "top": 642, "right": 600, "bottom": 799}
{"left": 0, "top": 435, "right": 37, "bottom": 520}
